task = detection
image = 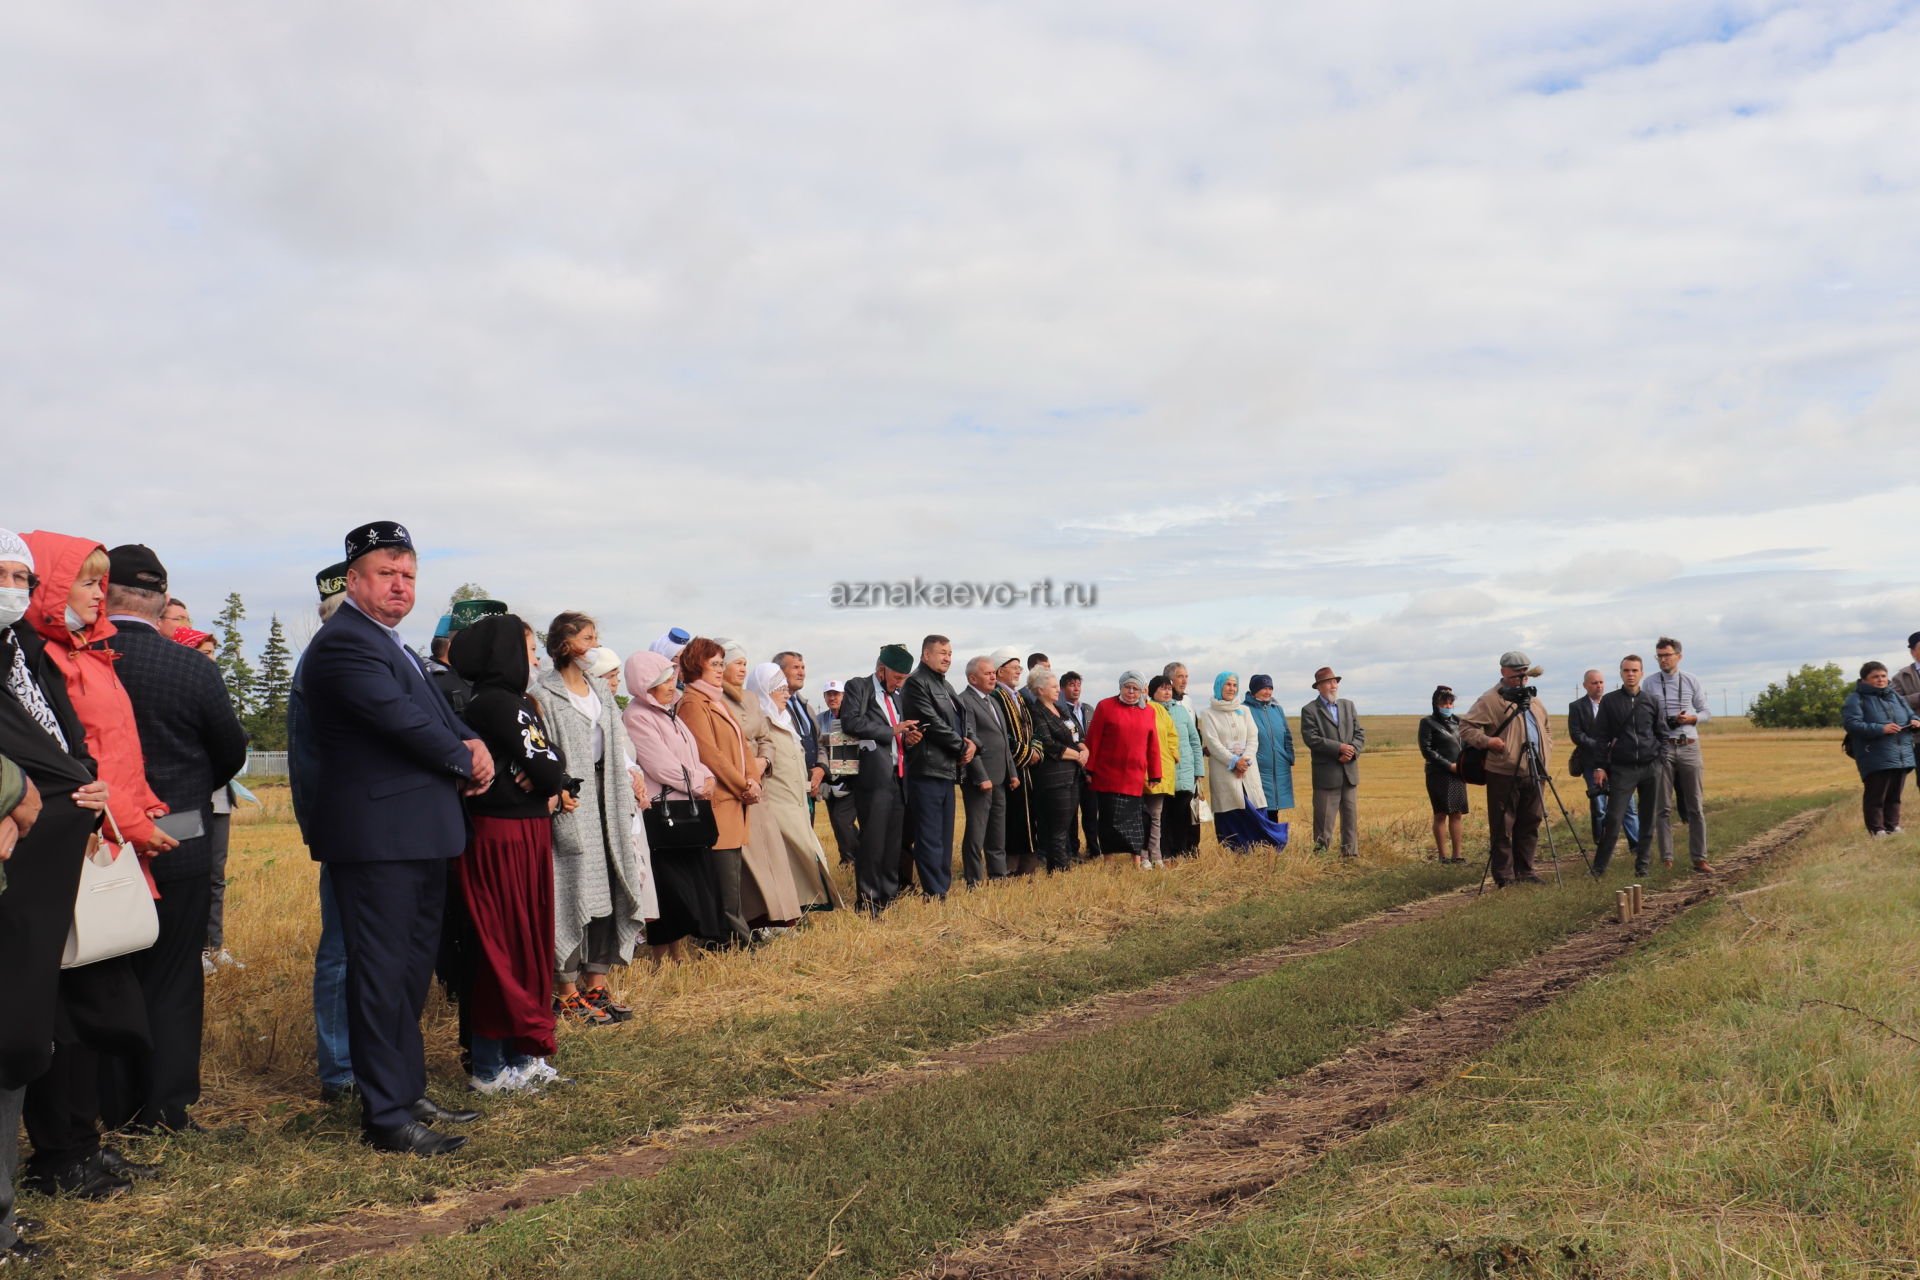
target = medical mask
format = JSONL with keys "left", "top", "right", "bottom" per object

{"left": 65, "top": 605, "right": 88, "bottom": 632}
{"left": 0, "top": 587, "right": 28, "bottom": 629}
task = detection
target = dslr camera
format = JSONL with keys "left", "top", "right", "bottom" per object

{"left": 1665, "top": 714, "right": 1685, "bottom": 730}
{"left": 1497, "top": 683, "right": 1537, "bottom": 706}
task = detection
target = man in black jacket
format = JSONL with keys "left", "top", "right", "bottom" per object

{"left": 1588, "top": 655, "right": 1665, "bottom": 878}
{"left": 97, "top": 544, "right": 250, "bottom": 1134}
{"left": 838, "top": 645, "right": 919, "bottom": 911}
{"left": 1569, "top": 668, "right": 1639, "bottom": 847}
{"left": 901, "top": 635, "right": 973, "bottom": 900}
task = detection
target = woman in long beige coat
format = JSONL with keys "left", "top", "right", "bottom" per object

{"left": 675, "top": 637, "right": 755, "bottom": 947}
{"left": 717, "top": 641, "right": 804, "bottom": 928}
{"left": 747, "top": 662, "right": 844, "bottom": 912}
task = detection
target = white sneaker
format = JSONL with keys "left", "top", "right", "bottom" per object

{"left": 468, "top": 1065, "right": 539, "bottom": 1095}
{"left": 201, "top": 950, "right": 217, "bottom": 978}
{"left": 520, "top": 1058, "right": 574, "bottom": 1088}
{"left": 211, "top": 948, "right": 245, "bottom": 970}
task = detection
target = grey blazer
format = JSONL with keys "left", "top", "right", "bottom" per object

{"left": 961, "top": 686, "right": 1014, "bottom": 786}
{"left": 1298, "top": 697, "right": 1364, "bottom": 788}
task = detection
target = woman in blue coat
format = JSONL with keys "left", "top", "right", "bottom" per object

{"left": 1842, "top": 661, "right": 1920, "bottom": 836}
{"left": 1242, "top": 674, "right": 1296, "bottom": 820}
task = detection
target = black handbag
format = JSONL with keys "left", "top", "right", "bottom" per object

{"left": 643, "top": 767, "right": 719, "bottom": 851}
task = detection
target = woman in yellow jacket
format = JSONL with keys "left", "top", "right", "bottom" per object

{"left": 1142, "top": 676, "right": 1183, "bottom": 868}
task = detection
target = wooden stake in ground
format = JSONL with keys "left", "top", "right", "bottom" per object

{"left": 1629, "top": 884, "right": 1643, "bottom": 914}
{"left": 1615, "top": 890, "right": 1631, "bottom": 923}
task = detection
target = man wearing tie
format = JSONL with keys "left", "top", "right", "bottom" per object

{"left": 960, "top": 656, "right": 1014, "bottom": 884}
{"left": 290, "top": 522, "right": 495, "bottom": 1156}
{"left": 836, "top": 644, "right": 919, "bottom": 912}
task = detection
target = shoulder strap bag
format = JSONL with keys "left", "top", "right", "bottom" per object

{"left": 642, "top": 765, "right": 720, "bottom": 852}
{"left": 63, "top": 808, "right": 160, "bottom": 968}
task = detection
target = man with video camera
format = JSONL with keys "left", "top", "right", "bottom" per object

{"left": 1459, "top": 650, "right": 1554, "bottom": 887}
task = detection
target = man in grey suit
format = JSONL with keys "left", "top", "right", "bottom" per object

{"left": 1298, "top": 666, "right": 1364, "bottom": 857}
{"left": 959, "top": 656, "right": 1013, "bottom": 884}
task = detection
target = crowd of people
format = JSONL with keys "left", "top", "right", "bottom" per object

{"left": 0, "top": 516, "right": 1827, "bottom": 1267}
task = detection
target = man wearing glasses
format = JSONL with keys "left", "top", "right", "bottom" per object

{"left": 1644, "top": 637, "right": 1713, "bottom": 873}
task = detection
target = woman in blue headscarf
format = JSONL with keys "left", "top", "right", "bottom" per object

{"left": 1195, "top": 672, "right": 1289, "bottom": 852}
{"left": 1241, "top": 674, "right": 1295, "bottom": 820}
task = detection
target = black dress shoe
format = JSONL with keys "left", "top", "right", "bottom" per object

{"left": 407, "top": 1097, "right": 481, "bottom": 1125}
{"left": 99, "top": 1147, "right": 160, "bottom": 1179}
{"left": 362, "top": 1120, "right": 468, "bottom": 1156}
{"left": 1, "top": 1239, "right": 49, "bottom": 1266}
{"left": 23, "top": 1151, "right": 131, "bottom": 1200}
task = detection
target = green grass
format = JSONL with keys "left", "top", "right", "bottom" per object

{"left": 1158, "top": 796, "right": 1919, "bottom": 1279}
{"left": 323, "top": 793, "right": 1833, "bottom": 1280}
{"left": 36, "top": 859, "right": 1479, "bottom": 1276}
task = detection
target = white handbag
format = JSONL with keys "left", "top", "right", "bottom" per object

{"left": 62, "top": 810, "right": 160, "bottom": 969}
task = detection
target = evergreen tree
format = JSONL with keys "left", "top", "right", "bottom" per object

{"left": 214, "top": 592, "right": 257, "bottom": 718}
{"left": 449, "top": 582, "right": 491, "bottom": 608}
{"left": 248, "top": 615, "right": 293, "bottom": 749}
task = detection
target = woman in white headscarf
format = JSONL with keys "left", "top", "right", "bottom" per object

{"left": 1197, "top": 672, "right": 1288, "bottom": 851}
{"left": 714, "top": 640, "right": 804, "bottom": 931}
{"left": 745, "top": 662, "right": 843, "bottom": 913}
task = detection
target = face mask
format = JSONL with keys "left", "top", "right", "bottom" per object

{"left": 65, "top": 605, "right": 88, "bottom": 632}
{"left": 0, "top": 587, "right": 28, "bottom": 629}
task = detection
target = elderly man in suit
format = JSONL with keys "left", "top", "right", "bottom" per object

{"left": 1298, "top": 666, "right": 1364, "bottom": 858}
{"left": 838, "top": 644, "right": 920, "bottom": 912}
{"left": 290, "top": 522, "right": 494, "bottom": 1156}
{"left": 96, "top": 544, "right": 250, "bottom": 1136}
{"left": 1569, "top": 668, "right": 1638, "bottom": 847}
{"left": 959, "top": 655, "right": 1014, "bottom": 885}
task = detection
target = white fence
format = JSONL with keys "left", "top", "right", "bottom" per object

{"left": 242, "top": 751, "right": 288, "bottom": 777}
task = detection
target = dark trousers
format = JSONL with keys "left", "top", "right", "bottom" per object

{"left": 1163, "top": 790, "right": 1197, "bottom": 857}
{"left": 1065, "top": 772, "right": 1099, "bottom": 858}
{"left": 853, "top": 774, "right": 907, "bottom": 908}
{"left": 707, "top": 848, "right": 751, "bottom": 946}
{"left": 907, "top": 776, "right": 956, "bottom": 899}
{"left": 100, "top": 871, "right": 212, "bottom": 1131}
{"left": 961, "top": 781, "right": 1008, "bottom": 884}
{"left": 1592, "top": 762, "right": 1661, "bottom": 876}
{"left": 1004, "top": 776, "right": 1033, "bottom": 867}
{"left": 1485, "top": 771, "right": 1545, "bottom": 885}
{"left": 1863, "top": 767, "right": 1908, "bottom": 834}
{"left": 328, "top": 858, "right": 447, "bottom": 1130}
{"left": 1584, "top": 768, "right": 1639, "bottom": 847}
{"left": 0, "top": 1086, "right": 23, "bottom": 1250}
{"left": 825, "top": 791, "right": 860, "bottom": 865}
{"left": 1031, "top": 781, "right": 1078, "bottom": 872}
{"left": 206, "top": 811, "right": 233, "bottom": 949}
{"left": 22, "top": 1042, "right": 100, "bottom": 1171}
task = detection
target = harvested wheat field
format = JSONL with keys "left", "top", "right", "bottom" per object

{"left": 20, "top": 722, "right": 1905, "bottom": 1280}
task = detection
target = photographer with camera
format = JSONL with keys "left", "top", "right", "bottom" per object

{"left": 1645, "top": 637, "right": 1713, "bottom": 873}
{"left": 1458, "top": 651, "right": 1553, "bottom": 887}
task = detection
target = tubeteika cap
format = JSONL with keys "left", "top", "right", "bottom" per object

{"left": 343, "top": 520, "right": 414, "bottom": 563}
{"left": 988, "top": 646, "right": 1022, "bottom": 669}
{"left": 433, "top": 614, "right": 455, "bottom": 639}
{"left": 106, "top": 544, "right": 168, "bottom": 594}
{"left": 879, "top": 644, "right": 914, "bottom": 675}
{"left": 450, "top": 598, "right": 508, "bottom": 631}
{"left": 315, "top": 561, "right": 349, "bottom": 601}
{"left": 1311, "top": 666, "right": 1341, "bottom": 687}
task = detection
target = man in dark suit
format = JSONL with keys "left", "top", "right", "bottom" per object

{"left": 1298, "top": 666, "right": 1365, "bottom": 857}
{"left": 1058, "top": 671, "right": 1099, "bottom": 857}
{"left": 901, "top": 635, "right": 972, "bottom": 900}
{"left": 96, "top": 544, "right": 249, "bottom": 1135}
{"left": 290, "top": 522, "right": 493, "bottom": 1156}
{"left": 959, "top": 655, "right": 1013, "bottom": 884}
{"left": 837, "top": 645, "right": 918, "bottom": 911}
{"left": 1569, "top": 668, "right": 1638, "bottom": 847}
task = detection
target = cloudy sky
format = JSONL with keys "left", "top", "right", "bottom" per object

{"left": 5, "top": 1, "right": 1916, "bottom": 711}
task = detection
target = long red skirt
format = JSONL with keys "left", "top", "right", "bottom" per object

{"left": 455, "top": 815, "right": 557, "bottom": 1058}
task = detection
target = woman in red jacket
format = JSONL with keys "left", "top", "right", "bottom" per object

{"left": 1082, "top": 671, "right": 1160, "bottom": 859}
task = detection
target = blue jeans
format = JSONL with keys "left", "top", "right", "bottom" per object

{"left": 1586, "top": 769, "right": 1639, "bottom": 848}
{"left": 907, "top": 777, "right": 956, "bottom": 899}
{"left": 470, "top": 1036, "right": 533, "bottom": 1082}
{"left": 313, "top": 866, "right": 353, "bottom": 1091}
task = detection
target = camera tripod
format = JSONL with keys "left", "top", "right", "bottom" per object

{"left": 1474, "top": 697, "right": 1593, "bottom": 894}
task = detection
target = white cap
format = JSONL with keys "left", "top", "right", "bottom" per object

{"left": 822, "top": 678, "right": 845, "bottom": 693}
{"left": 988, "top": 646, "right": 1022, "bottom": 669}
{"left": 0, "top": 529, "right": 32, "bottom": 572}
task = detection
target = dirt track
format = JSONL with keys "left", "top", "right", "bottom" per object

{"left": 913, "top": 809, "right": 1822, "bottom": 1280}
{"left": 125, "top": 882, "right": 1480, "bottom": 1279}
